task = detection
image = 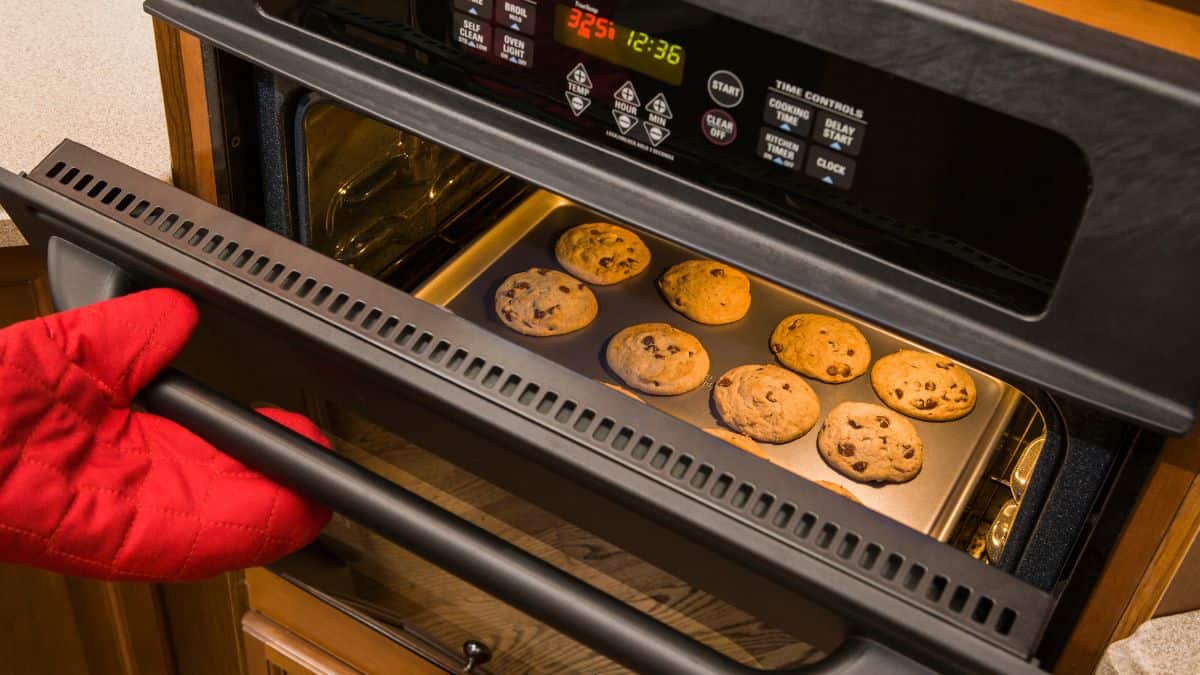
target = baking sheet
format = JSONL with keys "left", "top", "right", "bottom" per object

{"left": 416, "top": 191, "right": 1021, "bottom": 539}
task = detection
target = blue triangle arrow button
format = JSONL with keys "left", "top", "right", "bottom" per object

{"left": 830, "top": 141, "right": 843, "bottom": 150}
{"left": 468, "top": 7, "right": 477, "bottom": 14}
{"left": 822, "top": 176, "right": 834, "bottom": 184}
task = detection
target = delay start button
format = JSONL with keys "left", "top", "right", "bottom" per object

{"left": 707, "top": 70, "right": 744, "bottom": 108}
{"left": 701, "top": 109, "right": 737, "bottom": 146}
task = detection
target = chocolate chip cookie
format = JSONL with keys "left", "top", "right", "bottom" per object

{"left": 817, "top": 402, "right": 924, "bottom": 483}
{"left": 703, "top": 426, "right": 768, "bottom": 459}
{"left": 555, "top": 222, "right": 651, "bottom": 285}
{"left": 712, "top": 364, "right": 820, "bottom": 443}
{"left": 870, "top": 350, "right": 977, "bottom": 421}
{"left": 770, "top": 313, "right": 871, "bottom": 383}
{"left": 815, "top": 480, "right": 863, "bottom": 504}
{"left": 602, "top": 381, "right": 644, "bottom": 402}
{"left": 494, "top": 268, "right": 598, "bottom": 337}
{"left": 657, "top": 260, "right": 752, "bottom": 325}
{"left": 605, "top": 323, "right": 710, "bottom": 395}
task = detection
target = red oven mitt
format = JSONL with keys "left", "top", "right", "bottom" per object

{"left": 0, "top": 288, "right": 331, "bottom": 581}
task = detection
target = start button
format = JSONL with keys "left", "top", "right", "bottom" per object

{"left": 707, "top": 70, "right": 744, "bottom": 108}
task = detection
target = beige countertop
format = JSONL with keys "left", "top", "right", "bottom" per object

{"left": 0, "top": 1, "right": 170, "bottom": 246}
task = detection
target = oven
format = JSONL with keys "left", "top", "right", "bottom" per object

{"left": 1, "top": 0, "right": 1198, "bottom": 673}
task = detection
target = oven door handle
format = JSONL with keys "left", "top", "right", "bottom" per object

{"left": 45, "top": 238, "right": 934, "bottom": 675}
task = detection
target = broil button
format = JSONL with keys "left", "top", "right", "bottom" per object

{"left": 805, "top": 146, "right": 857, "bottom": 189}
{"left": 700, "top": 109, "right": 737, "bottom": 146}
{"left": 494, "top": 0, "right": 536, "bottom": 35}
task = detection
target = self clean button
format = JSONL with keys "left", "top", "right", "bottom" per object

{"left": 707, "top": 70, "right": 744, "bottom": 108}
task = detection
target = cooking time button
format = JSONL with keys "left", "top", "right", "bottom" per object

{"left": 763, "top": 93, "right": 814, "bottom": 137}
{"left": 701, "top": 109, "right": 737, "bottom": 146}
{"left": 805, "top": 146, "right": 857, "bottom": 189}
{"left": 813, "top": 111, "right": 866, "bottom": 156}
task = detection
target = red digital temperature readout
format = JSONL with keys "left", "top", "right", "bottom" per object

{"left": 563, "top": 7, "right": 617, "bottom": 40}
{"left": 554, "top": 5, "right": 685, "bottom": 86}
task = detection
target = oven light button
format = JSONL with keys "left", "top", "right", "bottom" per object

{"left": 495, "top": 27, "right": 534, "bottom": 68}
{"left": 805, "top": 146, "right": 856, "bottom": 189}
{"left": 701, "top": 109, "right": 737, "bottom": 146}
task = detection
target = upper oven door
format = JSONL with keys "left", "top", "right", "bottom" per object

{"left": 142, "top": 0, "right": 1200, "bottom": 435}
{"left": 0, "top": 142, "right": 1046, "bottom": 674}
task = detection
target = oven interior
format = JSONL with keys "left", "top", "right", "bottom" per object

{"left": 223, "top": 87, "right": 1144, "bottom": 671}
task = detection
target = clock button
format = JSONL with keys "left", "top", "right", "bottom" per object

{"left": 805, "top": 146, "right": 857, "bottom": 189}
{"left": 707, "top": 70, "right": 744, "bottom": 108}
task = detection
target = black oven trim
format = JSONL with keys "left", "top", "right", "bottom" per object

{"left": 143, "top": 0, "right": 1200, "bottom": 436}
{"left": 0, "top": 141, "right": 1051, "bottom": 672}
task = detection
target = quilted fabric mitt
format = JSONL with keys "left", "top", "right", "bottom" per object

{"left": 0, "top": 288, "right": 331, "bottom": 581}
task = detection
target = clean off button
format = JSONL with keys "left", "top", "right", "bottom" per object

{"left": 707, "top": 70, "right": 744, "bottom": 108}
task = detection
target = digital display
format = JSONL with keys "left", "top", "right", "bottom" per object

{"left": 553, "top": 5, "right": 685, "bottom": 86}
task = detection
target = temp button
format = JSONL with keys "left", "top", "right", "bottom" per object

{"left": 805, "top": 146, "right": 857, "bottom": 189}
{"left": 701, "top": 109, "right": 738, "bottom": 146}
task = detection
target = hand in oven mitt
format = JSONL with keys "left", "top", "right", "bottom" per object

{"left": 0, "top": 288, "right": 331, "bottom": 581}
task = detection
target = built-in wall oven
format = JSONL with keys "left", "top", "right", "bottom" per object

{"left": 1, "top": 1, "right": 1198, "bottom": 673}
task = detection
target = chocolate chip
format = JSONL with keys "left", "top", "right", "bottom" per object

{"left": 504, "top": 290, "right": 515, "bottom": 298}
{"left": 589, "top": 229, "right": 600, "bottom": 235}
{"left": 514, "top": 281, "right": 531, "bottom": 290}
{"left": 559, "top": 285, "right": 570, "bottom": 293}
{"left": 627, "top": 247, "right": 635, "bottom": 253}
{"left": 577, "top": 283, "right": 585, "bottom": 290}
{"left": 782, "top": 383, "right": 791, "bottom": 391}
{"left": 819, "top": 330, "right": 827, "bottom": 334}
{"left": 950, "top": 383, "right": 957, "bottom": 389}
{"left": 641, "top": 336, "right": 655, "bottom": 347}
{"left": 879, "top": 436, "right": 889, "bottom": 443}
{"left": 846, "top": 349, "right": 855, "bottom": 356}
{"left": 915, "top": 398, "right": 939, "bottom": 410}
{"left": 599, "top": 257, "right": 613, "bottom": 267}
{"left": 616, "top": 237, "right": 624, "bottom": 243}
{"left": 904, "top": 449, "right": 915, "bottom": 459}
{"left": 876, "top": 416, "right": 890, "bottom": 428}
{"left": 710, "top": 268, "right": 726, "bottom": 277}
{"left": 533, "top": 309, "right": 546, "bottom": 319}
{"left": 936, "top": 361, "right": 952, "bottom": 370}
{"left": 502, "top": 309, "right": 515, "bottom": 321}
{"left": 894, "top": 388, "right": 904, "bottom": 399}
{"left": 852, "top": 461, "right": 868, "bottom": 473}
{"left": 765, "top": 391, "right": 777, "bottom": 402}
{"left": 838, "top": 442, "right": 856, "bottom": 457}
{"left": 667, "top": 345, "right": 680, "bottom": 354}
{"left": 652, "top": 380, "right": 660, "bottom": 387}
{"left": 840, "top": 364, "right": 851, "bottom": 377}
{"left": 826, "top": 365, "right": 839, "bottom": 376}
{"left": 653, "top": 354, "right": 665, "bottom": 359}
{"left": 547, "top": 305, "right": 559, "bottom": 314}
{"left": 848, "top": 419, "right": 862, "bottom": 429}
{"left": 718, "top": 378, "right": 732, "bottom": 387}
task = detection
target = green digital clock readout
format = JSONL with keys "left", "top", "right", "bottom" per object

{"left": 553, "top": 5, "right": 686, "bottom": 86}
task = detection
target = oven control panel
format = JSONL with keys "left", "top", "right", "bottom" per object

{"left": 267, "top": 0, "right": 1092, "bottom": 315}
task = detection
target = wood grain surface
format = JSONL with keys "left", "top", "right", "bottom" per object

{"left": 153, "top": 18, "right": 217, "bottom": 204}
{"left": 304, "top": 406, "right": 822, "bottom": 674}
{"left": 1054, "top": 427, "right": 1200, "bottom": 673}
{"left": 1017, "top": 0, "right": 1200, "bottom": 59}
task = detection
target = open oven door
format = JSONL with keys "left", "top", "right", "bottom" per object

{"left": 0, "top": 141, "right": 1050, "bottom": 674}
